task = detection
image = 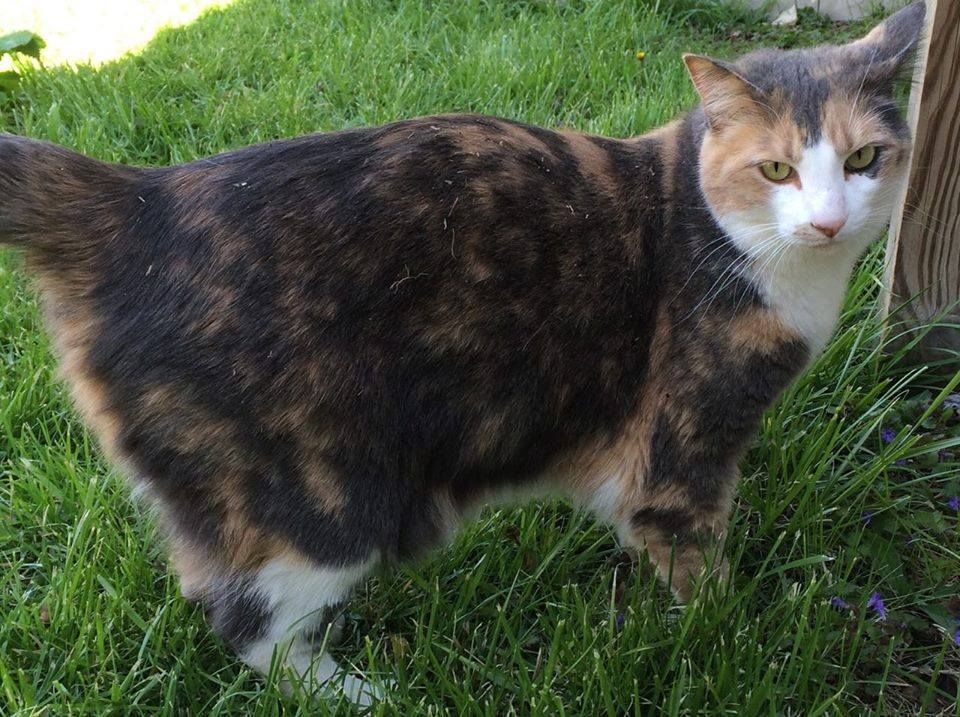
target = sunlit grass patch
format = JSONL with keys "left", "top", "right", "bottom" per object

{"left": 2, "top": 0, "right": 234, "bottom": 67}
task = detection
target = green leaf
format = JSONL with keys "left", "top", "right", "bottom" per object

{"left": 920, "top": 604, "right": 956, "bottom": 633}
{"left": 0, "top": 71, "right": 19, "bottom": 93}
{"left": 0, "top": 31, "right": 45, "bottom": 59}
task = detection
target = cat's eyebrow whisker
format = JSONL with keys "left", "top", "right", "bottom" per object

{"left": 747, "top": 97, "right": 787, "bottom": 125}
{"left": 849, "top": 42, "right": 881, "bottom": 127}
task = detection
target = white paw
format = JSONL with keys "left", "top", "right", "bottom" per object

{"left": 283, "top": 651, "right": 394, "bottom": 708}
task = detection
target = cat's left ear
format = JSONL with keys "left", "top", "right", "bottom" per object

{"left": 848, "top": 1, "right": 926, "bottom": 87}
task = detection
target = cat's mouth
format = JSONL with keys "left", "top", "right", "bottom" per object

{"left": 796, "top": 234, "right": 843, "bottom": 249}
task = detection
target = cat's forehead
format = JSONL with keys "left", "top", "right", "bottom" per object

{"left": 732, "top": 47, "right": 904, "bottom": 145}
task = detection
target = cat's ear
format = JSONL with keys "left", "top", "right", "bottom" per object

{"left": 848, "top": 1, "right": 926, "bottom": 87}
{"left": 683, "top": 54, "right": 759, "bottom": 130}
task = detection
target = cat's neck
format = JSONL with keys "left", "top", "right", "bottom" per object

{"left": 628, "top": 114, "right": 715, "bottom": 234}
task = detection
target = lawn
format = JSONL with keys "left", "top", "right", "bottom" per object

{"left": 1, "top": 0, "right": 958, "bottom": 714}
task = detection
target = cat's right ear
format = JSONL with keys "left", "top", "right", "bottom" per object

{"left": 683, "top": 54, "right": 758, "bottom": 131}
{"left": 848, "top": 1, "right": 926, "bottom": 88}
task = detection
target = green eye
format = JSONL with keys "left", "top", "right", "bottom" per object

{"left": 760, "top": 161, "right": 793, "bottom": 182}
{"left": 845, "top": 145, "right": 878, "bottom": 172}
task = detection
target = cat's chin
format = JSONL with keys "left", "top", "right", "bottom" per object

{"left": 788, "top": 227, "right": 883, "bottom": 253}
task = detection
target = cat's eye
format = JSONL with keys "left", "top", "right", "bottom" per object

{"left": 845, "top": 145, "right": 878, "bottom": 172}
{"left": 760, "top": 161, "right": 793, "bottom": 182}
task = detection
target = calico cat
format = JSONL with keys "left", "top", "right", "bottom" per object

{"left": 0, "top": 2, "right": 925, "bottom": 704}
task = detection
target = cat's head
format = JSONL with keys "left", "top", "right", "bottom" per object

{"left": 684, "top": 2, "right": 925, "bottom": 257}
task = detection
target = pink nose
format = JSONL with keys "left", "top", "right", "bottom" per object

{"left": 811, "top": 217, "right": 846, "bottom": 238}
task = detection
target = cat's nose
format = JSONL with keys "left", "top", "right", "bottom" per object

{"left": 810, "top": 216, "right": 846, "bottom": 239}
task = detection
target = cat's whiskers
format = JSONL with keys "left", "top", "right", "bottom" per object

{"left": 681, "top": 249, "right": 756, "bottom": 323}
{"left": 718, "top": 235, "right": 786, "bottom": 308}
{"left": 690, "top": 238, "right": 771, "bottom": 315}
{"left": 671, "top": 224, "right": 780, "bottom": 306}
{"left": 724, "top": 235, "right": 793, "bottom": 334}
{"left": 749, "top": 235, "right": 793, "bottom": 295}
{"left": 683, "top": 231, "right": 785, "bottom": 326}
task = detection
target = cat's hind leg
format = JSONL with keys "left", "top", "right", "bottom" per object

{"left": 191, "top": 546, "right": 383, "bottom": 705}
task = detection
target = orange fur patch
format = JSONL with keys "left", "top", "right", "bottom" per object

{"left": 727, "top": 308, "right": 799, "bottom": 355}
{"left": 37, "top": 283, "right": 123, "bottom": 461}
{"left": 698, "top": 114, "right": 804, "bottom": 215}
{"left": 561, "top": 305, "right": 675, "bottom": 516}
{"left": 562, "top": 130, "right": 618, "bottom": 196}
{"left": 820, "top": 93, "right": 911, "bottom": 171}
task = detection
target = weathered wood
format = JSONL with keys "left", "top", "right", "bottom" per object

{"left": 884, "top": 0, "right": 960, "bottom": 365}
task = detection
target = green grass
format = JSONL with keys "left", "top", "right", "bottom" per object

{"left": 2, "top": 0, "right": 958, "bottom": 714}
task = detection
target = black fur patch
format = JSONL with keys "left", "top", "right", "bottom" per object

{"left": 206, "top": 580, "right": 272, "bottom": 651}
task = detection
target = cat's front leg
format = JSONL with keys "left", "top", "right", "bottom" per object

{"left": 624, "top": 494, "right": 731, "bottom": 602}
{"left": 587, "top": 476, "right": 734, "bottom": 602}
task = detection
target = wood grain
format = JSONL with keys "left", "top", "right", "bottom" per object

{"left": 884, "top": 0, "right": 960, "bottom": 365}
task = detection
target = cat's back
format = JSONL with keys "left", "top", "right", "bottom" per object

{"left": 80, "top": 113, "right": 664, "bottom": 409}
{"left": 127, "top": 113, "right": 663, "bottom": 444}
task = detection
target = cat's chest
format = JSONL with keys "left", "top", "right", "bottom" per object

{"left": 765, "top": 276, "right": 845, "bottom": 355}
{"left": 748, "top": 246, "right": 859, "bottom": 356}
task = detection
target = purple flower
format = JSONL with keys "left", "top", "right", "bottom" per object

{"left": 955, "top": 628, "right": 960, "bottom": 647}
{"left": 830, "top": 596, "right": 851, "bottom": 610}
{"left": 948, "top": 496, "right": 959, "bottom": 512}
{"left": 862, "top": 511, "right": 874, "bottom": 526}
{"left": 894, "top": 459, "right": 909, "bottom": 467}
{"left": 615, "top": 612, "right": 625, "bottom": 633}
{"left": 880, "top": 427, "right": 896, "bottom": 444}
{"left": 867, "top": 592, "right": 888, "bottom": 621}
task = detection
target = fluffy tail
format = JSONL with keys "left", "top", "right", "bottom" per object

{"left": 0, "top": 133, "right": 140, "bottom": 264}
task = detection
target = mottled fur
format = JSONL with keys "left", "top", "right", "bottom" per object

{"left": 0, "top": 3, "right": 924, "bottom": 704}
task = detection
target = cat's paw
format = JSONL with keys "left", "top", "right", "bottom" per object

{"left": 341, "top": 673, "right": 395, "bottom": 707}
{"left": 281, "top": 653, "right": 394, "bottom": 709}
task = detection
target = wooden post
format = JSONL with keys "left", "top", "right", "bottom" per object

{"left": 884, "top": 0, "right": 960, "bottom": 365}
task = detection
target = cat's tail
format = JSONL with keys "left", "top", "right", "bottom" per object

{"left": 0, "top": 133, "right": 140, "bottom": 266}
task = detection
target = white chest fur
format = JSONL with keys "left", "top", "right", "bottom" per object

{"left": 748, "top": 242, "right": 863, "bottom": 355}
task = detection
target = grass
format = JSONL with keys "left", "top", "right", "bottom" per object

{"left": 1, "top": 0, "right": 958, "bottom": 714}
